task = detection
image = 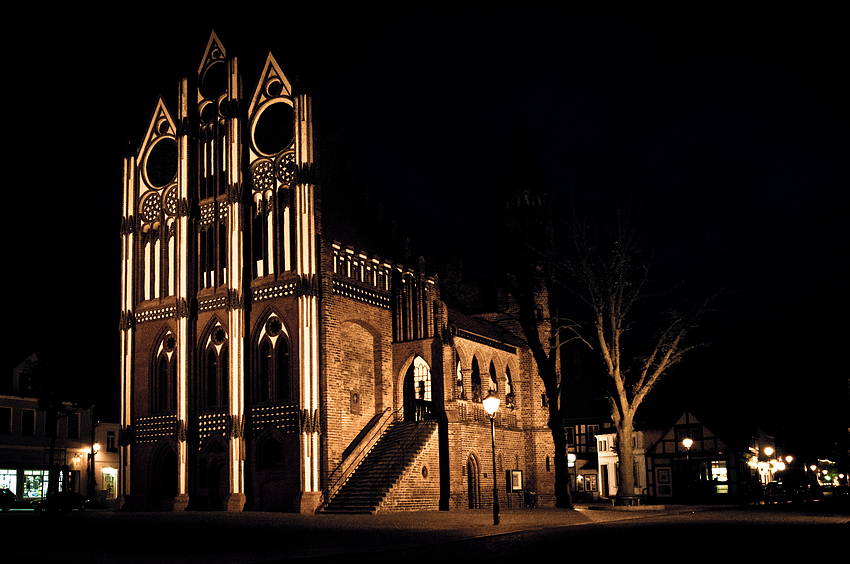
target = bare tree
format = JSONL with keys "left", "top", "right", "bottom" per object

{"left": 496, "top": 154, "right": 577, "bottom": 507}
{"left": 20, "top": 351, "right": 91, "bottom": 497}
{"left": 563, "top": 210, "right": 719, "bottom": 504}
{"left": 500, "top": 260, "right": 577, "bottom": 508}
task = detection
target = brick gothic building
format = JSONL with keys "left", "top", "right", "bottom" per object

{"left": 119, "top": 31, "right": 556, "bottom": 513}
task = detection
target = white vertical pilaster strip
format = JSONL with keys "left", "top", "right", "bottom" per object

{"left": 154, "top": 238, "right": 160, "bottom": 299}
{"left": 227, "top": 56, "right": 246, "bottom": 500}
{"left": 176, "top": 78, "right": 190, "bottom": 498}
{"left": 283, "top": 206, "right": 291, "bottom": 272}
{"left": 294, "top": 94, "right": 319, "bottom": 492}
{"left": 143, "top": 241, "right": 151, "bottom": 301}
{"left": 120, "top": 155, "right": 135, "bottom": 499}
{"left": 266, "top": 203, "right": 274, "bottom": 274}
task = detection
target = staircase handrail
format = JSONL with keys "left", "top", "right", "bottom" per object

{"left": 323, "top": 407, "right": 396, "bottom": 503}
{"left": 365, "top": 420, "right": 437, "bottom": 508}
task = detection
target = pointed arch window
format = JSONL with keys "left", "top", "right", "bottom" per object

{"left": 488, "top": 361, "right": 499, "bottom": 393}
{"left": 505, "top": 366, "right": 516, "bottom": 408}
{"left": 152, "top": 332, "right": 177, "bottom": 413}
{"left": 471, "top": 357, "right": 482, "bottom": 403}
{"left": 404, "top": 356, "right": 434, "bottom": 422}
{"left": 201, "top": 325, "right": 228, "bottom": 410}
{"left": 198, "top": 203, "right": 227, "bottom": 289}
{"left": 259, "top": 434, "right": 285, "bottom": 470}
{"left": 254, "top": 315, "right": 292, "bottom": 405}
{"left": 455, "top": 351, "right": 465, "bottom": 400}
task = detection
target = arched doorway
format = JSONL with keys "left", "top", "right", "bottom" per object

{"left": 467, "top": 454, "right": 481, "bottom": 509}
{"left": 403, "top": 356, "right": 434, "bottom": 422}
{"left": 199, "top": 437, "right": 228, "bottom": 510}
{"left": 153, "top": 445, "right": 177, "bottom": 509}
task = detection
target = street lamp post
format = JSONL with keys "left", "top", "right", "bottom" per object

{"left": 483, "top": 390, "right": 501, "bottom": 526}
{"left": 682, "top": 438, "right": 693, "bottom": 501}
{"left": 89, "top": 442, "right": 100, "bottom": 500}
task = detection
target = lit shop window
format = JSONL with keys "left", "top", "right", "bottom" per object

{"left": 102, "top": 468, "right": 118, "bottom": 499}
{"left": 0, "top": 469, "right": 17, "bottom": 491}
{"left": 23, "top": 470, "right": 61, "bottom": 499}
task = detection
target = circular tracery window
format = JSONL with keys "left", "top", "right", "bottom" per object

{"left": 140, "top": 192, "right": 162, "bottom": 222}
{"left": 164, "top": 186, "right": 178, "bottom": 216}
{"left": 252, "top": 100, "right": 293, "bottom": 156}
{"left": 277, "top": 152, "right": 296, "bottom": 184}
{"left": 252, "top": 160, "right": 275, "bottom": 193}
{"left": 145, "top": 137, "right": 178, "bottom": 188}
{"left": 266, "top": 316, "right": 283, "bottom": 338}
{"left": 212, "top": 327, "right": 227, "bottom": 345}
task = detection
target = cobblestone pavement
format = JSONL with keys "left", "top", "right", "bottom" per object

{"left": 2, "top": 503, "right": 741, "bottom": 563}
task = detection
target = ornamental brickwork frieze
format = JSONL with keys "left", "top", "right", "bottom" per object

{"left": 121, "top": 216, "right": 135, "bottom": 235}
{"left": 229, "top": 414, "right": 245, "bottom": 439}
{"left": 300, "top": 409, "right": 320, "bottom": 435}
{"left": 226, "top": 288, "right": 244, "bottom": 310}
{"left": 177, "top": 418, "right": 187, "bottom": 442}
{"left": 119, "top": 310, "right": 136, "bottom": 331}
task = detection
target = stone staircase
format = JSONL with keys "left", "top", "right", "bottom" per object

{"left": 321, "top": 421, "right": 436, "bottom": 514}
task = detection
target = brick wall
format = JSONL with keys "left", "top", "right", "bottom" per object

{"left": 380, "top": 425, "right": 441, "bottom": 511}
{"left": 319, "top": 239, "right": 394, "bottom": 481}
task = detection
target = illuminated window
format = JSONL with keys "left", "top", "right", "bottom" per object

{"left": 405, "top": 356, "right": 433, "bottom": 422}
{"left": 413, "top": 357, "right": 432, "bottom": 402}
{"left": 23, "top": 469, "right": 59, "bottom": 499}
{"left": 102, "top": 468, "right": 118, "bottom": 499}
{"left": 711, "top": 460, "right": 728, "bottom": 482}
{"left": 0, "top": 469, "right": 16, "bottom": 491}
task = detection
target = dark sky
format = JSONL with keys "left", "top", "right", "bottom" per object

{"left": 10, "top": 8, "right": 847, "bottom": 460}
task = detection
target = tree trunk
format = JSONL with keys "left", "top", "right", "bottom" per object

{"left": 614, "top": 416, "right": 636, "bottom": 504}
{"left": 548, "top": 409, "right": 573, "bottom": 508}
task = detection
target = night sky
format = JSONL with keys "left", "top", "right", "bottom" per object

{"left": 10, "top": 8, "right": 847, "bottom": 462}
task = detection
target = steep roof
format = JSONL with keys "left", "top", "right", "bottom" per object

{"left": 447, "top": 309, "right": 524, "bottom": 352}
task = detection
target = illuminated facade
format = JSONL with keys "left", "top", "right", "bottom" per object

{"left": 644, "top": 412, "right": 759, "bottom": 502}
{"left": 1, "top": 356, "right": 118, "bottom": 507}
{"left": 119, "top": 31, "right": 555, "bottom": 513}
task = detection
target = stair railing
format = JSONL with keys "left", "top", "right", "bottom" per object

{"left": 365, "top": 420, "right": 437, "bottom": 508}
{"left": 322, "top": 407, "right": 396, "bottom": 506}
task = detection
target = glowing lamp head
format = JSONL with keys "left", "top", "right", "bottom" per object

{"left": 483, "top": 390, "right": 500, "bottom": 417}
{"left": 764, "top": 446, "right": 774, "bottom": 457}
{"left": 682, "top": 438, "right": 693, "bottom": 450}
{"left": 92, "top": 443, "right": 101, "bottom": 455}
